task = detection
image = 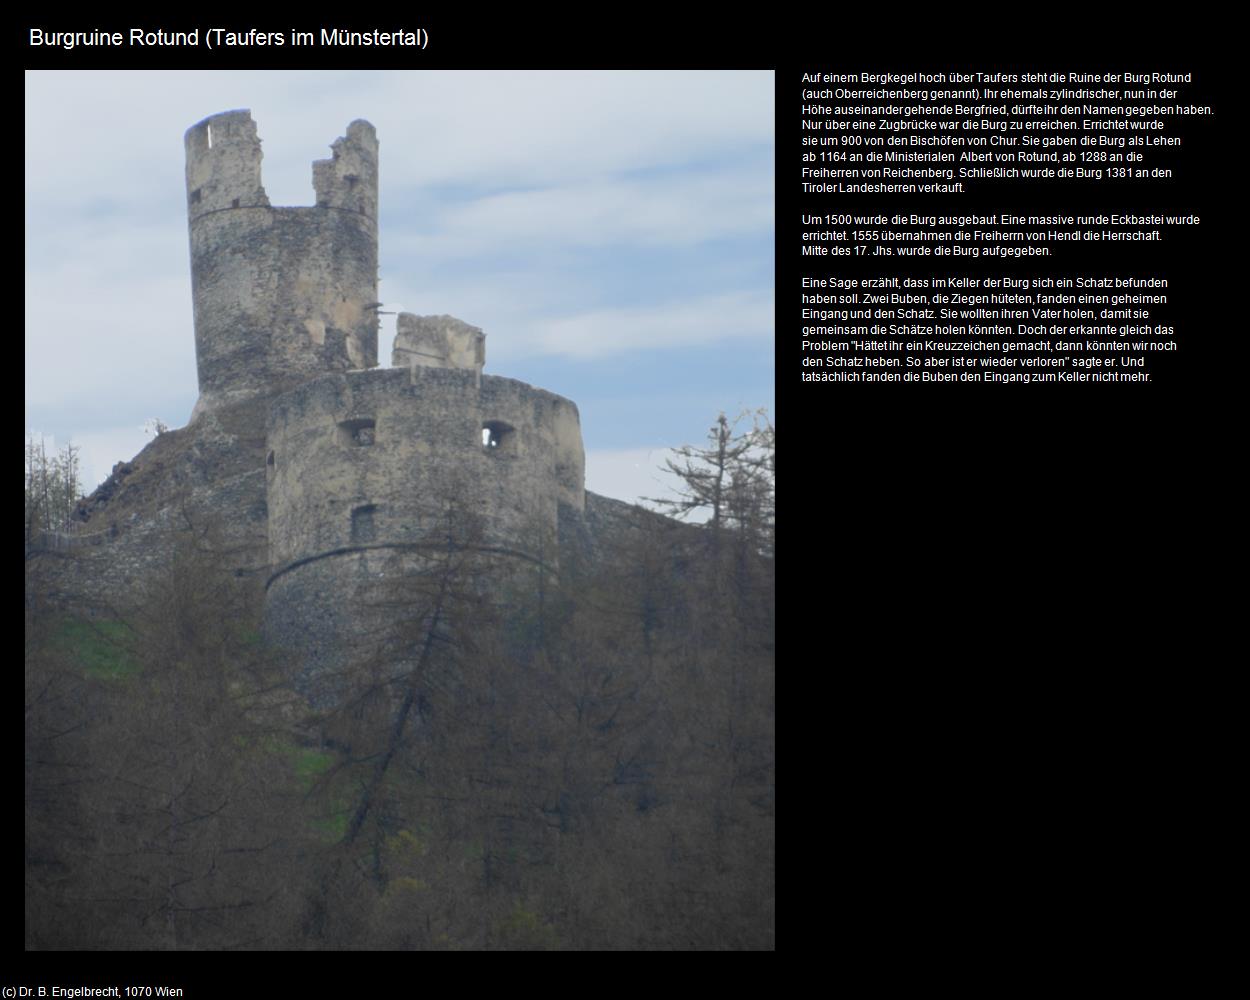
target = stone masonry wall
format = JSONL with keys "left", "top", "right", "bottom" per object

{"left": 29, "top": 468, "right": 268, "bottom": 615}
{"left": 266, "top": 365, "right": 584, "bottom": 575}
{"left": 263, "top": 364, "right": 585, "bottom": 703}
{"left": 186, "top": 112, "right": 379, "bottom": 420}
{"left": 391, "top": 313, "right": 486, "bottom": 376}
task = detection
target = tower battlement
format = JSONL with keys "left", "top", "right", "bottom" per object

{"left": 312, "top": 119, "right": 379, "bottom": 218}
{"left": 184, "top": 109, "right": 270, "bottom": 218}
{"left": 185, "top": 111, "right": 379, "bottom": 420}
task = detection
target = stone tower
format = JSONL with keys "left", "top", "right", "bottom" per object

{"left": 263, "top": 357, "right": 586, "bottom": 705}
{"left": 165, "top": 113, "right": 592, "bottom": 706}
{"left": 42, "top": 111, "right": 605, "bottom": 712}
{"left": 184, "top": 110, "right": 380, "bottom": 420}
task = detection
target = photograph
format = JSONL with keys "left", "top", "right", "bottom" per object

{"left": 25, "top": 69, "right": 776, "bottom": 952}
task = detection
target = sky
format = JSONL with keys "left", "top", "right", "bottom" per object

{"left": 24, "top": 71, "right": 774, "bottom": 508}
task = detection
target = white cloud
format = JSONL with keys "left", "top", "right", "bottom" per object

{"left": 531, "top": 291, "right": 774, "bottom": 360}
{"left": 421, "top": 168, "right": 773, "bottom": 255}
{"left": 25, "top": 224, "right": 196, "bottom": 416}
{"left": 363, "top": 70, "right": 774, "bottom": 191}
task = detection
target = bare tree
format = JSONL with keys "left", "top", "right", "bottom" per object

{"left": 26, "top": 509, "right": 304, "bottom": 949}
{"left": 648, "top": 410, "right": 774, "bottom": 547}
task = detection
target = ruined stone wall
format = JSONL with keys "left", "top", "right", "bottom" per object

{"left": 266, "top": 366, "right": 584, "bottom": 575}
{"left": 186, "top": 111, "right": 379, "bottom": 420}
{"left": 52, "top": 109, "right": 624, "bottom": 711}
{"left": 29, "top": 469, "right": 269, "bottom": 615}
{"left": 263, "top": 364, "right": 585, "bottom": 702}
{"left": 391, "top": 314, "right": 486, "bottom": 376}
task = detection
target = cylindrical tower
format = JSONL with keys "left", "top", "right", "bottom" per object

{"left": 184, "top": 111, "right": 379, "bottom": 420}
{"left": 263, "top": 365, "right": 586, "bottom": 704}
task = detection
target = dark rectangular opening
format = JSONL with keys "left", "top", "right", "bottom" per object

{"left": 338, "top": 417, "right": 377, "bottom": 447}
{"left": 351, "top": 505, "right": 377, "bottom": 544}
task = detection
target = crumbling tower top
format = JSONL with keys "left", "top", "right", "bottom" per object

{"left": 184, "top": 109, "right": 270, "bottom": 217}
{"left": 313, "top": 119, "right": 378, "bottom": 218}
{"left": 185, "top": 111, "right": 379, "bottom": 421}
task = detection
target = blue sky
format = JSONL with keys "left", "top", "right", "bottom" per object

{"left": 25, "top": 70, "right": 774, "bottom": 506}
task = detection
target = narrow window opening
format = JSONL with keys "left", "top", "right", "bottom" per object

{"left": 346, "top": 175, "right": 359, "bottom": 189}
{"left": 190, "top": 188, "right": 201, "bottom": 204}
{"left": 482, "top": 421, "right": 517, "bottom": 456}
{"left": 337, "top": 417, "right": 376, "bottom": 447}
{"left": 351, "top": 505, "right": 377, "bottom": 544}
{"left": 266, "top": 450, "right": 275, "bottom": 469}
{"left": 232, "top": 197, "right": 240, "bottom": 208}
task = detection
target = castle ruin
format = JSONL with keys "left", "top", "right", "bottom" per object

{"left": 26, "top": 110, "right": 775, "bottom": 951}
{"left": 46, "top": 110, "right": 631, "bottom": 706}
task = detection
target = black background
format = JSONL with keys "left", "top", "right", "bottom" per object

{"left": 22, "top": 13, "right": 1232, "bottom": 975}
